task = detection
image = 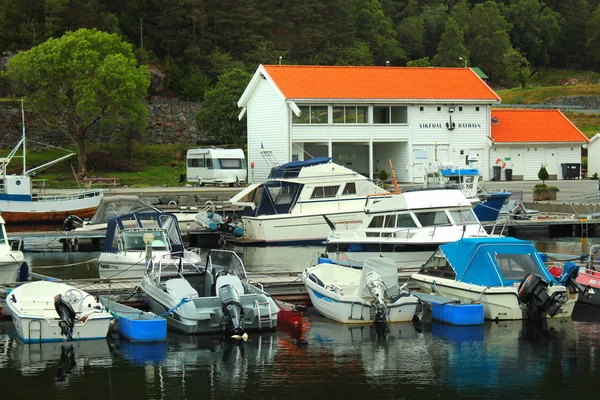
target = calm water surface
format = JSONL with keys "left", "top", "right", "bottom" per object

{"left": 4, "top": 237, "right": 599, "bottom": 399}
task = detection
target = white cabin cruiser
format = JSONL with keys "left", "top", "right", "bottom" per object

{"left": 140, "top": 249, "right": 279, "bottom": 336}
{"left": 97, "top": 212, "right": 202, "bottom": 279}
{"left": 6, "top": 281, "right": 113, "bottom": 343}
{"left": 229, "top": 157, "right": 389, "bottom": 244}
{"left": 0, "top": 214, "right": 28, "bottom": 283}
{"left": 326, "top": 190, "right": 490, "bottom": 269}
{"left": 302, "top": 256, "right": 419, "bottom": 324}
{"left": 410, "top": 237, "right": 580, "bottom": 320}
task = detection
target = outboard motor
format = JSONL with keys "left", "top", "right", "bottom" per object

{"left": 218, "top": 284, "right": 245, "bottom": 337}
{"left": 559, "top": 261, "right": 594, "bottom": 299}
{"left": 518, "top": 273, "right": 561, "bottom": 318}
{"left": 365, "top": 270, "right": 389, "bottom": 323}
{"left": 63, "top": 215, "right": 83, "bottom": 231}
{"left": 54, "top": 294, "right": 76, "bottom": 341}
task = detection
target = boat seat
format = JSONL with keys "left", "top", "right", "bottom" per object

{"left": 165, "top": 278, "right": 198, "bottom": 300}
{"left": 215, "top": 274, "right": 244, "bottom": 295}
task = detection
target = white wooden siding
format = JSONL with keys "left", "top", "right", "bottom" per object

{"left": 589, "top": 135, "right": 600, "bottom": 178}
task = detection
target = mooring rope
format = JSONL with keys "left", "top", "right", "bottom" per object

{"left": 157, "top": 297, "right": 191, "bottom": 317}
{"left": 32, "top": 258, "right": 99, "bottom": 269}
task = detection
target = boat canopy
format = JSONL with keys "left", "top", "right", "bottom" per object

{"left": 440, "top": 237, "right": 559, "bottom": 287}
{"left": 439, "top": 167, "right": 480, "bottom": 177}
{"left": 358, "top": 257, "right": 399, "bottom": 298}
{"left": 254, "top": 181, "right": 303, "bottom": 216}
{"left": 90, "top": 195, "right": 158, "bottom": 224}
{"left": 268, "top": 157, "right": 332, "bottom": 179}
{"left": 104, "top": 212, "right": 184, "bottom": 255}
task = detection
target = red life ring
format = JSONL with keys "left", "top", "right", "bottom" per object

{"left": 502, "top": 162, "right": 506, "bottom": 168}
{"left": 496, "top": 158, "right": 502, "bottom": 165}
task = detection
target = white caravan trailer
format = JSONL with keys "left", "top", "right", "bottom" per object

{"left": 186, "top": 148, "right": 247, "bottom": 186}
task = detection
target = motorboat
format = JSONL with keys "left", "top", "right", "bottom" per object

{"left": 97, "top": 212, "right": 202, "bottom": 280}
{"left": 0, "top": 100, "right": 102, "bottom": 224}
{"left": 64, "top": 195, "right": 199, "bottom": 232}
{"left": 228, "top": 157, "right": 390, "bottom": 244}
{"left": 541, "top": 245, "right": 600, "bottom": 306}
{"left": 140, "top": 249, "right": 279, "bottom": 336}
{"left": 6, "top": 280, "right": 113, "bottom": 343}
{"left": 499, "top": 199, "right": 541, "bottom": 221}
{"left": 325, "top": 189, "right": 492, "bottom": 269}
{"left": 410, "top": 237, "right": 581, "bottom": 320}
{"left": 0, "top": 214, "right": 28, "bottom": 283}
{"left": 413, "top": 160, "right": 511, "bottom": 222}
{"left": 301, "top": 256, "right": 419, "bottom": 324}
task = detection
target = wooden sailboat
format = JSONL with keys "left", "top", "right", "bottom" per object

{"left": 0, "top": 99, "right": 103, "bottom": 224}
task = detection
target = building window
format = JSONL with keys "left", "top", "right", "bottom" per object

{"left": 420, "top": 106, "right": 424, "bottom": 111}
{"left": 333, "top": 106, "right": 368, "bottom": 124}
{"left": 373, "top": 106, "right": 408, "bottom": 124}
{"left": 476, "top": 107, "right": 480, "bottom": 111}
{"left": 293, "top": 105, "right": 328, "bottom": 124}
{"left": 437, "top": 106, "right": 441, "bottom": 111}
{"left": 459, "top": 106, "right": 463, "bottom": 111}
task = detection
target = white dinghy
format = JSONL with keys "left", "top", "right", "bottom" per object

{"left": 7, "top": 281, "right": 113, "bottom": 343}
{"left": 302, "top": 256, "right": 419, "bottom": 324}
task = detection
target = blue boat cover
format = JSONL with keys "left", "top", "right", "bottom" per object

{"left": 440, "top": 237, "right": 559, "bottom": 287}
{"left": 439, "top": 168, "right": 480, "bottom": 177}
{"left": 268, "top": 157, "right": 332, "bottom": 179}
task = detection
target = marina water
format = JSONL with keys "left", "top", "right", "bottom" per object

{"left": 2, "top": 237, "right": 599, "bottom": 399}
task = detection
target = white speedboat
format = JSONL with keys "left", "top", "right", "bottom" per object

{"left": 326, "top": 189, "right": 491, "bottom": 269}
{"left": 6, "top": 281, "right": 113, "bottom": 343}
{"left": 0, "top": 214, "right": 27, "bottom": 283}
{"left": 301, "top": 256, "right": 419, "bottom": 324}
{"left": 410, "top": 237, "right": 580, "bottom": 320}
{"left": 140, "top": 249, "right": 279, "bottom": 336}
{"left": 229, "top": 157, "right": 390, "bottom": 244}
{"left": 97, "top": 212, "right": 202, "bottom": 279}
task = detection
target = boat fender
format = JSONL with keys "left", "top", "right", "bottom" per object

{"left": 308, "top": 273, "right": 325, "bottom": 288}
{"left": 17, "top": 262, "right": 29, "bottom": 282}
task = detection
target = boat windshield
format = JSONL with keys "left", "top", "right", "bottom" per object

{"left": 494, "top": 253, "right": 542, "bottom": 281}
{"left": 205, "top": 250, "right": 247, "bottom": 281}
{"left": 0, "top": 224, "right": 6, "bottom": 246}
{"left": 419, "top": 250, "right": 456, "bottom": 279}
{"left": 122, "top": 230, "right": 168, "bottom": 251}
{"left": 448, "top": 209, "right": 479, "bottom": 225}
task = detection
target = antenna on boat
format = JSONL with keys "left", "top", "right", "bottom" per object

{"left": 21, "top": 97, "right": 26, "bottom": 175}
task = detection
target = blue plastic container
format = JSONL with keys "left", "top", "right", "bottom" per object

{"left": 120, "top": 340, "right": 168, "bottom": 365}
{"left": 431, "top": 302, "right": 484, "bottom": 325}
{"left": 119, "top": 315, "right": 167, "bottom": 342}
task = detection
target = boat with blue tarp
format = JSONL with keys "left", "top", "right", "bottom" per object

{"left": 410, "top": 237, "right": 583, "bottom": 320}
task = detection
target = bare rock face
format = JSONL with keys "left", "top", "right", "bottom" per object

{"left": 148, "top": 65, "right": 167, "bottom": 95}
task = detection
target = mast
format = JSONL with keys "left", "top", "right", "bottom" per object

{"left": 21, "top": 97, "right": 26, "bottom": 175}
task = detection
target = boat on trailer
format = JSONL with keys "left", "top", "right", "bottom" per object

{"left": 229, "top": 157, "right": 390, "bottom": 245}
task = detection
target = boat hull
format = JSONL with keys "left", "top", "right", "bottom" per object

{"left": 410, "top": 273, "right": 577, "bottom": 320}
{"left": 0, "top": 254, "right": 25, "bottom": 283}
{"left": 474, "top": 191, "right": 512, "bottom": 222}
{"left": 242, "top": 211, "right": 363, "bottom": 244}
{"left": 1, "top": 197, "right": 100, "bottom": 224}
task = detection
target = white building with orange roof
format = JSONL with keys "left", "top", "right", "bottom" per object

{"left": 587, "top": 133, "right": 600, "bottom": 179}
{"left": 490, "top": 109, "right": 588, "bottom": 181}
{"left": 238, "top": 65, "right": 586, "bottom": 183}
{"left": 238, "top": 64, "right": 501, "bottom": 183}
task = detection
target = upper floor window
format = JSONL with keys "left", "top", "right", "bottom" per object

{"left": 373, "top": 106, "right": 408, "bottom": 124}
{"left": 333, "top": 106, "right": 368, "bottom": 124}
{"left": 293, "top": 106, "right": 328, "bottom": 124}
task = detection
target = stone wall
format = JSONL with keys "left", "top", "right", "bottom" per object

{"left": 0, "top": 99, "right": 203, "bottom": 148}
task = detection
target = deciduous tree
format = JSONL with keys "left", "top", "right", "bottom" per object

{"left": 5, "top": 28, "right": 150, "bottom": 177}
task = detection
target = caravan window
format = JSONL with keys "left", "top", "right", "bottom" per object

{"left": 206, "top": 158, "right": 213, "bottom": 169}
{"left": 218, "top": 158, "right": 244, "bottom": 169}
{"left": 188, "top": 157, "right": 205, "bottom": 168}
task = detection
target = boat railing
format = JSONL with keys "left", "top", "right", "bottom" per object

{"left": 489, "top": 218, "right": 508, "bottom": 236}
{"left": 389, "top": 222, "right": 483, "bottom": 239}
{"left": 566, "top": 192, "right": 600, "bottom": 218}
{"left": 33, "top": 189, "right": 103, "bottom": 202}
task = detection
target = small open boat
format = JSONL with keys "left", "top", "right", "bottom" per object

{"left": 6, "top": 281, "right": 113, "bottom": 343}
{"left": 99, "top": 295, "right": 166, "bottom": 342}
{"left": 301, "top": 256, "right": 419, "bottom": 324}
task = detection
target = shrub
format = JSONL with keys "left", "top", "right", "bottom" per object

{"left": 538, "top": 164, "right": 549, "bottom": 184}
{"left": 378, "top": 170, "right": 389, "bottom": 181}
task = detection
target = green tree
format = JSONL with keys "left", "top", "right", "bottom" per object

{"left": 503, "top": 48, "right": 531, "bottom": 88}
{"left": 406, "top": 57, "right": 431, "bottom": 67}
{"left": 5, "top": 28, "right": 150, "bottom": 176}
{"left": 586, "top": 4, "right": 600, "bottom": 68}
{"left": 431, "top": 17, "right": 468, "bottom": 67}
{"left": 195, "top": 69, "right": 252, "bottom": 146}
{"left": 538, "top": 164, "right": 549, "bottom": 184}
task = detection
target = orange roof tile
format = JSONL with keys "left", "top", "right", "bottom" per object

{"left": 491, "top": 109, "right": 589, "bottom": 143}
{"left": 262, "top": 65, "right": 500, "bottom": 101}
